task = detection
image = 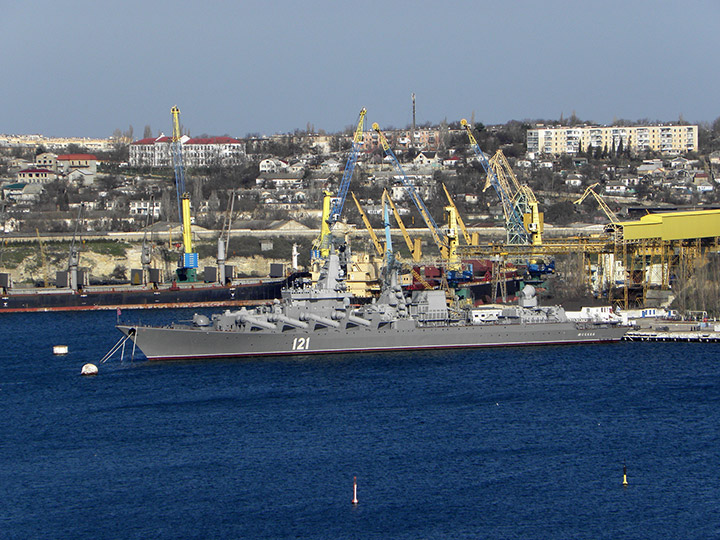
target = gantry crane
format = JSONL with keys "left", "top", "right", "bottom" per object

{"left": 488, "top": 149, "right": 543, "bottom": 245}
{"left": 461, "top": 119, "right": 530, "bottom": 245}
{"left": 314, "top": 108, "right": 367, "bottom": 260}
{"left": 574, "top": 182, "right": 619, "bottom": 225}
{"left": 171, "top": 105, "right": 198, "bottom": 282}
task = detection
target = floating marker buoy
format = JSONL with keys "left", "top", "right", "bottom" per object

{"left": 622, "top": 463, "right": 628, "bottom": 487}
{"left": 81, "top": 363, "right": 98, "bottom": 376}
{"left": 352, "top": 476, "right": 358, "bottom": 505}
{"left": 53, "top": 345, "right": 69, "bottom": 355}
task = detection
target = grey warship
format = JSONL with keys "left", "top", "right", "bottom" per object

{"left": 117, "top": 247, "right": 627, "bottom": 361}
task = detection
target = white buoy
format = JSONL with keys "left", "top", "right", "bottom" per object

{"left": 81, "top": 363, "right": 98, "bottom": 376}
{"left": 53, "top": 345, "right": 69, "bottom": 355}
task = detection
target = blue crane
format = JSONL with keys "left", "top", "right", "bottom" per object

{"left": 315, "top": 108, "right": 366, "bottom": 260}
{"left": 372, "top": 123, "right": 446, "bottom": 252}
{"left": 329, "top": 108, "right": 366, "bottom": 224}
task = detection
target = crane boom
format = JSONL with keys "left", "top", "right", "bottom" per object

{"left": 383, "top": 189, "right": 422, "bottom": 262}
{"left": 574, "top": 182, "right": 619, "bottom": 224}
{"left": 170, "top": 106, "right": 198, "bottom": 280}
{"left": 351, "top": 192, "right": 383, "bottom": 257}
{"left": 314, "top": 108, "right": 367, "bottom": 260}
{"left": 490, "top": 150, "right": 543, "bottom": 245}
{"left": 329, "top": 108, "right": 366, "bottom": 224}
{"left": 461, "top": 119, "right": 529, "bottom": 244}
{"left": 171, "top": 106, "right": 186, "bottom": 220}
{"left": 441, "top": 183, "right": 473, "bottom": 245}
{"left": 372, "top": 123, "right": 446, "bottom": 253}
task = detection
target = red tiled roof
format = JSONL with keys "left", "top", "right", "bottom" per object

{"left": 57, "top": 154, "right": 97, "bottom": 161}
{"left": 19, "top": 168, "right": 55, "bottom": 174}
{"left": 131, "top": 136, "right": 172, "bottom": 145}
{"left": 185, "top": 136, "right": 241, "bottom": 145}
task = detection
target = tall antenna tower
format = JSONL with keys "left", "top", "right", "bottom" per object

{"left": 411, "top": 92, "right": 416, "bottom": 133}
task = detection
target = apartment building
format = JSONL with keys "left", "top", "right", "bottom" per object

{"left": 527, "top": 124, "right": 698, "bottom": 156}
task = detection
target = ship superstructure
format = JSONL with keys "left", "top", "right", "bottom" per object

{"left": 117, "top": 247, "right": 627, "bottom": 361}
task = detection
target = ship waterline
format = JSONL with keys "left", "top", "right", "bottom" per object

{"left": 118, "top": 320, "right": 625, "bottom": 361}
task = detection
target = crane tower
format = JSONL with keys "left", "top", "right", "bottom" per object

{"left": 171, "top": 105, "right": 198, "bottom": 282}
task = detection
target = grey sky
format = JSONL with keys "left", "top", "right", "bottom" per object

{"left": 2, "top": 0, "right": 718, "bottom": 139}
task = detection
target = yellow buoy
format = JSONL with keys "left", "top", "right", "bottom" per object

{"left": 622, "top": 463, "right": 628, "bottom": 487}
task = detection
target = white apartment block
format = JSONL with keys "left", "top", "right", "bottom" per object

{"left": 527, "top": 124, "right": 698, "bottom": 156}
{"left": 129, "top": 135, "right": 246, "bottom": 168}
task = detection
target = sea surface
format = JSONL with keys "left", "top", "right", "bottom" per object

{"left": 1, "top": 308, "right": 719, "bottom": 539}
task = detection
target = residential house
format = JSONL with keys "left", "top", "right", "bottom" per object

{"left": 2, "top": 183, "right": 27, "bottom": 201}
{"left": 443, "top": 156, "right": 462, "bottom": 168}
{"left": 412, "top": 151, "right": 440, "bottom": 167}
{"left": 564, "top": 174, "right": 583, "bottom": 188}
{"left": 259, "top": 158, "right": 287, "bottom": 173}
{"left": 604, "top": 181, "right": 628, "bottom": 196}
{"left": 637, "top": 159, "right": 664, "bottom": 176}
{"left": 320, "top": 158, "right": 342, "bottom": 173}
{"left": 66, "top": 169, "right": 95, "bottom": 186}
{"left": 14, "top": 183, "right": 44, "bottom": 204}
{"left": 129, "top": 199, "right": 162, "bottom": 218}
{"left": 57, "top": 154, "right": 98, "bottom": 174}
{"left": 670, "top": 156, "right": 691, "bottom": 169}
{"left": 287, "top": 162, "right": 306, "bottom": 175}
{"left": 35, "top": 152, "right": 58, "bottom": 172}
{"left": 17, "top": 168, "right": 56, "bottom": 184}
{"left": 709, "top": 150, "right": 720, "bottom": 168}
{"left": 256, "top": 172, "right": 304, "bottom": 190}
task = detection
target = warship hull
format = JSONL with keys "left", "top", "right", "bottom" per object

{"left": 118, "top": 321, "right": 626, "bottom": 361}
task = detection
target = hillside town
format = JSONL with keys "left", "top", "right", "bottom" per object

{"left": 1, "top": 118, "right": 719, "bottom": 241}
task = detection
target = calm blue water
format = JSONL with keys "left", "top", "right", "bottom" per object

{"left": 1, "top": 309, "right": 720, "bottom": 539}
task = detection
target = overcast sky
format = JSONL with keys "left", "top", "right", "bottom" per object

{"left": 2, "top": 0, "right": 719, "bottom": 139}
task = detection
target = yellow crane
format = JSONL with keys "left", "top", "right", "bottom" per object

{"left": 171, "top": 105, "right": 198, "bottom": 281}
{"left": 488, "top": 150, "right": 543, "bottom": 245}
{"left": 441, "top": 183, "right": 477, "bottom": 246}
{"left": 574, "top": 182, "right": 619, "bottom": 224}
{"left": 351, "top": 192, "right": 384, "bottom": 257}
{"left": 382, "top": 189, "right": 422, "bottom": 262}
